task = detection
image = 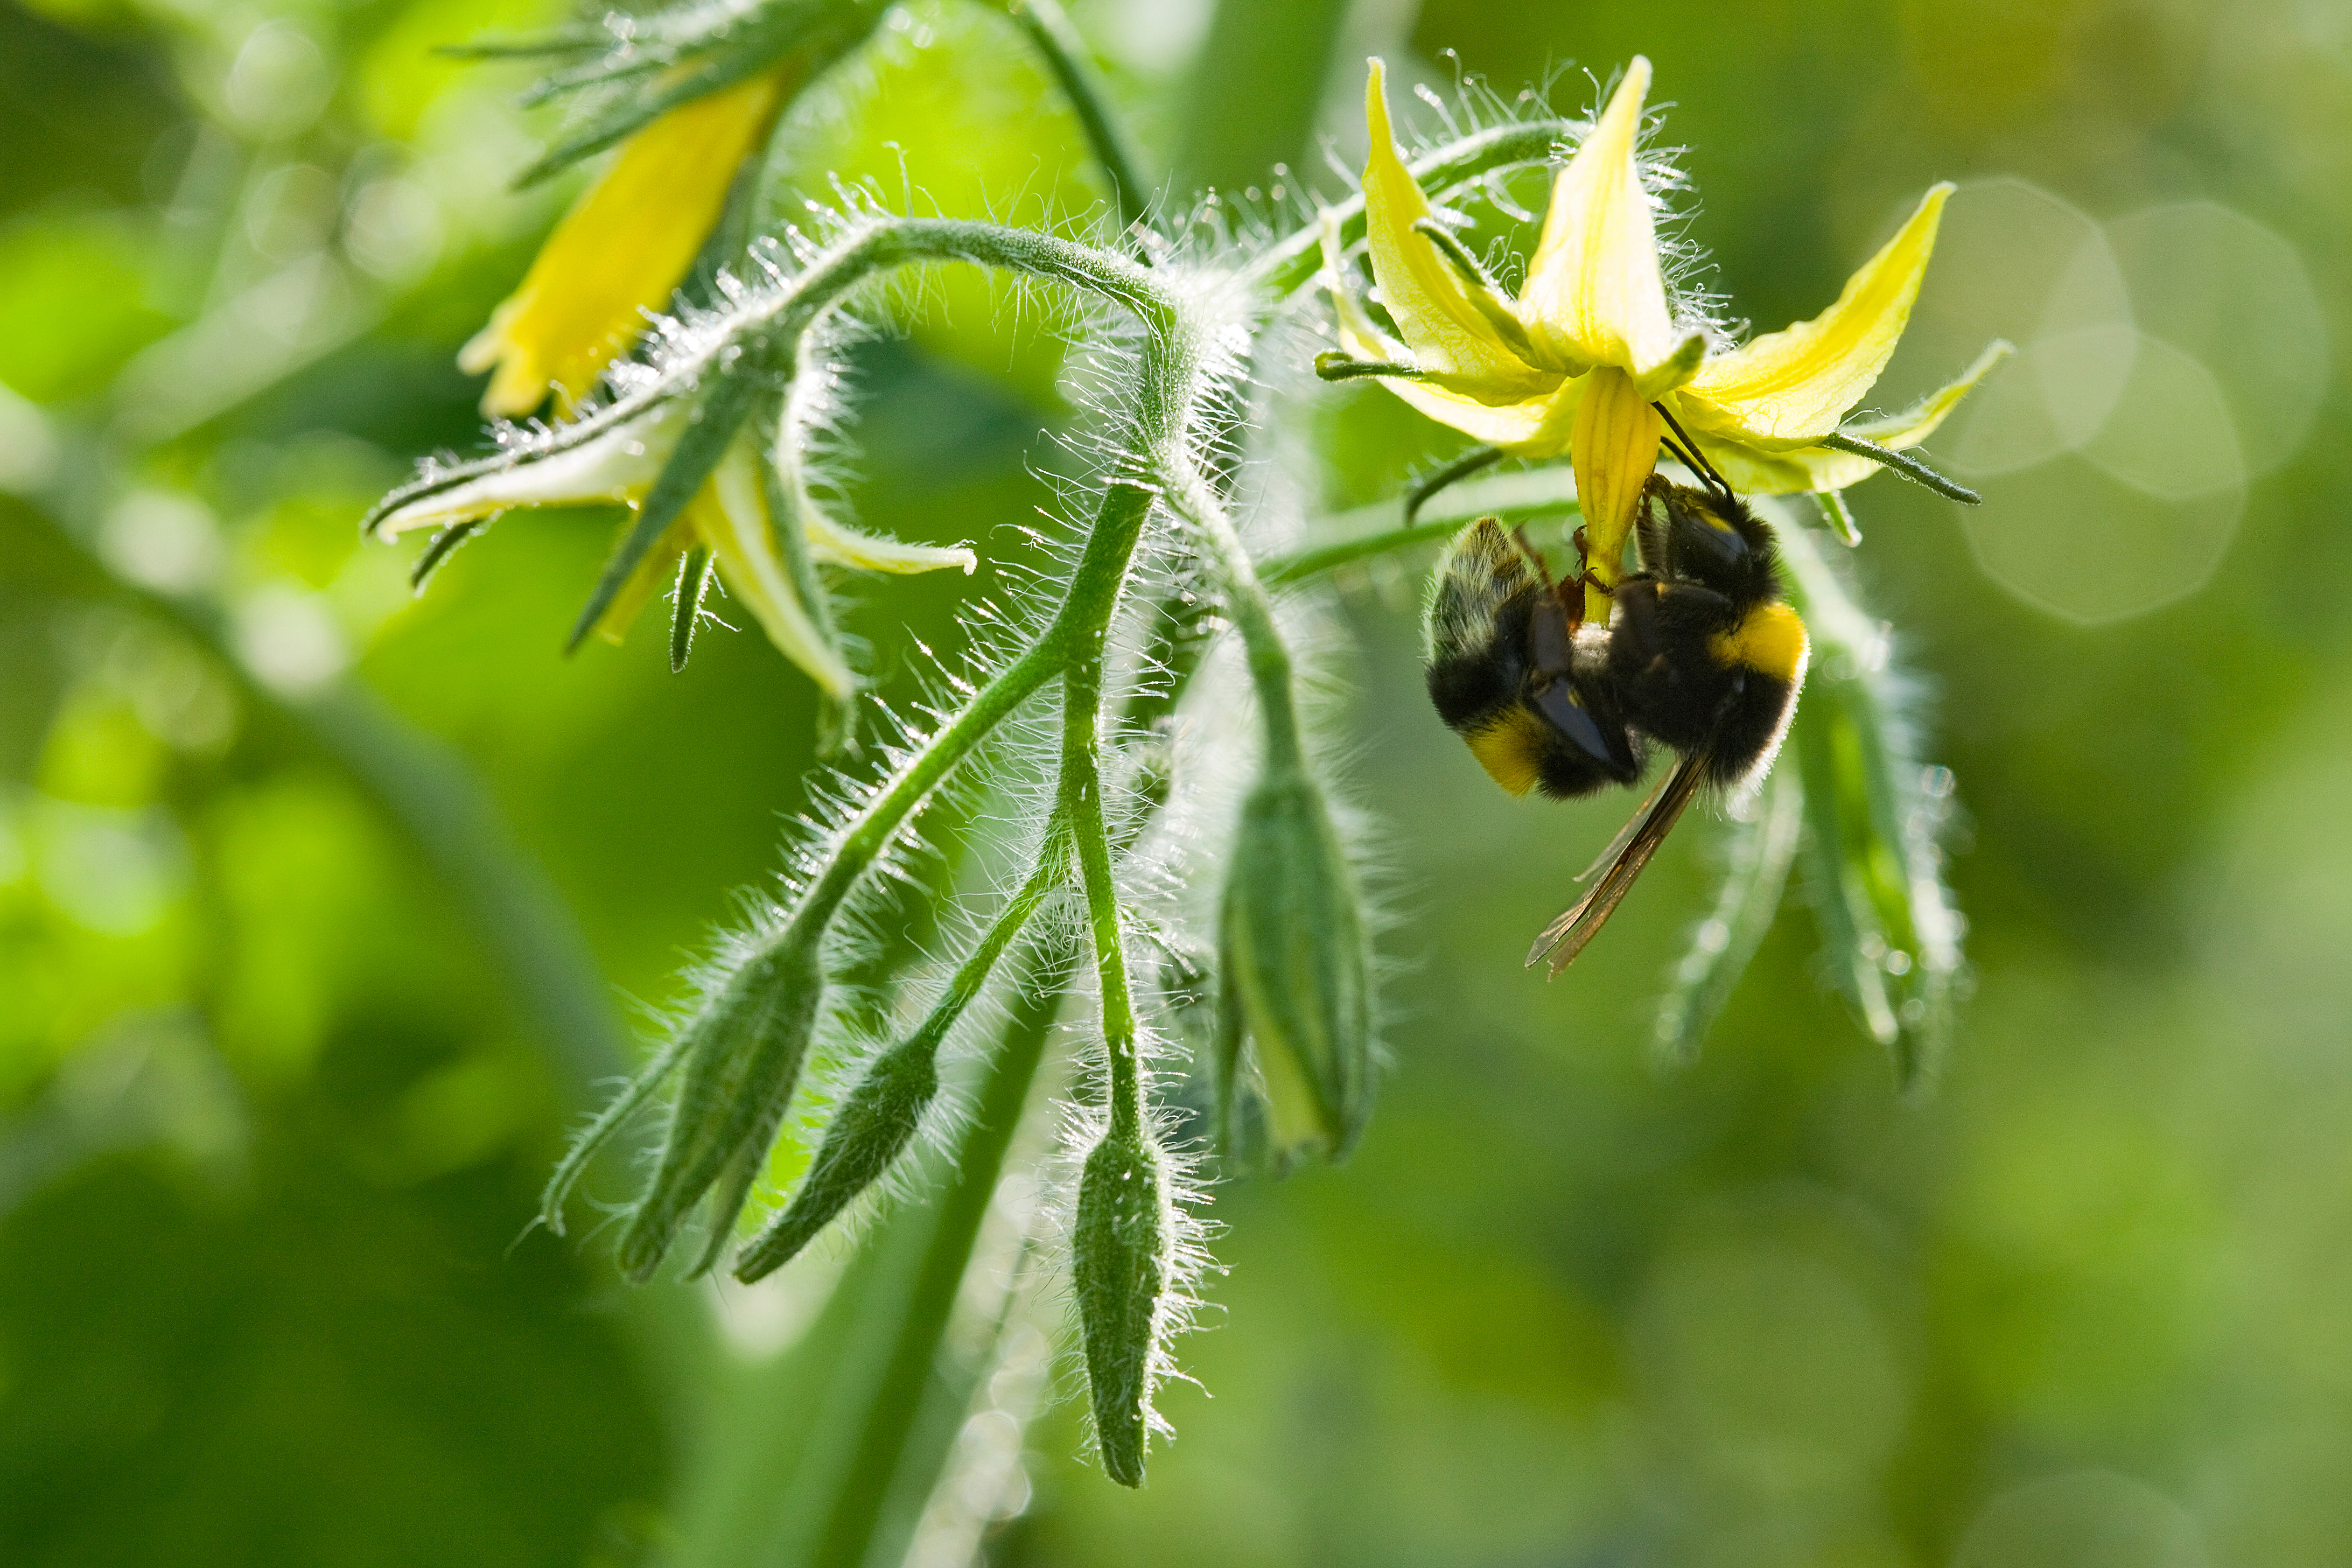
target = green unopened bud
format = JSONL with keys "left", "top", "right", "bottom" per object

{"left": 617, "top": 930, "right": 825, "bottom": 1282}
{"left": 1074, "top": 1123, "right": 1170, "bottom": 1488}
{"left": 1216, "top": 767, "right": 1373, "bottom": 1164}
{"left": 732, "top": 1036, "right": 937, "bottom": 1283}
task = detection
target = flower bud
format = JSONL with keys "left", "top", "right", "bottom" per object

{"left": 617, "top": 931, "right": 825, "bottom": 1281}
{"left": 1073, "top": 1123, "right": 1170, "bottom": 1488}
{"left": 731, "top": 1036, "right": 937, "bottom": 1283}
{"left": 1216, "top": 767, "right": 1373, "bottom": 1164}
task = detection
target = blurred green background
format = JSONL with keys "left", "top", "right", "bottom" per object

{"left": 3, "top": 0, "right": 2347, "bottom": 1564}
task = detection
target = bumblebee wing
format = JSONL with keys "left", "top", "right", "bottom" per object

{"left": 1573, "top": 762, "right": 1680, "bottom": 883}
{"left": 1424, "top": 516, "right": 1539, "bottom": 667}
{"left": 1527, "top": 749, "right": 1711, "bottom": 976}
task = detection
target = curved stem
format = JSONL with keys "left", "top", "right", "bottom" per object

{"left": 1262, "top": 516, "right": 1470, "bottom": 585}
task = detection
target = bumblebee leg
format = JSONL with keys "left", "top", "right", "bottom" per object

{"left": 1567, "top": 528, "right": 1615, "bottom": 609}
{"left": 1405, "top": 444, "right": 1504, "bottom": 523}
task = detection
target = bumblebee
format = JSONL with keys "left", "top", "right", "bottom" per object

{"left": 1423, "top": 474, "right": 1809, "bottom": 974}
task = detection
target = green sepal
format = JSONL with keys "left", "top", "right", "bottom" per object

{"left": 757, "top": 421, "right": 857, "bottom": 751}
{"left": 566, "top": 367, "right": 764, "bottom": 655}
{"left": 668, "top": 546, "right": 715, "bottom": 673}
{"left": 408, "top": 519, "right": 483, "bottom": 591}
{"left": 508, "top": 0, "right": 881, "bottom": 188}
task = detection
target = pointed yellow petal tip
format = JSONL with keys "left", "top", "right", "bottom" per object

{"left": 1604, "top": 56, "right": 1653, "bottom": 130}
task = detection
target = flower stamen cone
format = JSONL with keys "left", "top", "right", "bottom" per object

{"left": 459, "top": 66, "right": 794, "bottom": 418}
{"left": 1570, "top": 367, "right": 1664, "bottom": 618}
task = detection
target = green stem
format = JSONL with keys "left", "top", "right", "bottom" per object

{"left": 1263, "top": 516, "right": 1471, "bottom": 585}
{"left": 1819, "top": 432, "right": 1982, "bottom": 504}
{"left": 1166, "top": 475, "right": 1303, "bottom": 771}
{"left": 985, "top": 0, "right": 1152, "bottom": 232}
{"left": 1061, "top": 654, "right": 1144, "bottom": 1133}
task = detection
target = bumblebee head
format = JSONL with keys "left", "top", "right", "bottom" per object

{"left": 1640, "top": 477, "right": 1782, "bottom": 605}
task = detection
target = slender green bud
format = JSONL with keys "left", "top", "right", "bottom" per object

{"left": 617, "top": 931, "right": 825, "bottom": 1281}
{"left": 1216, "top": 767, "right": 1373, "bottom": 1164}
{"left": 732, "top": 1037, "right": 937, "bottom": 1282}
{"left": 1074, "top": 1123, "right": 1170, "bottom": 1488}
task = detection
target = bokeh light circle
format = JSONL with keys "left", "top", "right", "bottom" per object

{"left": 2105, "top": 200, "right": 2332, "bottom": 476}
{"left": 1954, "top": 332, "right": 2244, "bottom": 624}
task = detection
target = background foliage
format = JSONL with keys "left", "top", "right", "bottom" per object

{"left": 3, "top": 0, "right": 2348, "bottom": 1564}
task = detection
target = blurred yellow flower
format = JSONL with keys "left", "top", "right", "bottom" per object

{"left": 370, "top": 405, "right": 975, "bottom": 694}
{"left": 459, "top": 67, "right": 794, "bottom": 419}
{"left": 1334, "top": 58, "right": 2005, "bottom": 617}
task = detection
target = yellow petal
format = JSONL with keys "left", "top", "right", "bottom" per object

{"left": 1357, "top": 60, "right": 1551, "bottom": 403}
{"left": 1324, "top": 214, "right": 1571, "bottom": 449}
{"left": 1682, "top": 184, "right": 1954, "bottom": 447}
{"left": 461, "top": 67, "right": 793, "bottom": 419}
{"left": 695, "top": 432, "right": 857, "bottom": 697}
{"left": 1691, "top": 338, "right": 2011, "bottom": 495}
{"left": 1570, "top": 366, "right": 1663, "bottom": 620}
{"left": 1518, "top": 58, "right": 1692, "bottom": 388}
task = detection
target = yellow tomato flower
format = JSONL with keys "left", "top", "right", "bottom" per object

{"left": 369, "top": 404, "right": 975, "bottom": 695}
{"left": 1334, "top": 58, "right": 2007, "bottom": 618}
{"left": 459, "top": 67, "right": 795, "bottom": 419}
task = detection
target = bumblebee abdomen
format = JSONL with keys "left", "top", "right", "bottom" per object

{"left": 1703, "top": 602, "right": 1808, "bottom": 784}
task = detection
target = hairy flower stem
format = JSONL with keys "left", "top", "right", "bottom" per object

{"left": 1061, "top": 654, "right": 1145, "bottom": 1132}
{"left": 1171, "top": 477, "right": 1304, "bottom": 772}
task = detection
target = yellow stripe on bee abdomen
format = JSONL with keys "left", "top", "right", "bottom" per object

{"left": 1465, "top": 707, "right": 1546, "bottom": 797}
{"left": 1709, "top": 601, "right": 1808, "bottom": 684}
